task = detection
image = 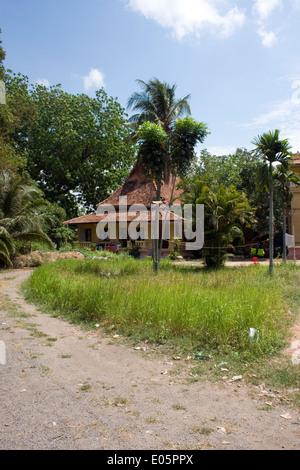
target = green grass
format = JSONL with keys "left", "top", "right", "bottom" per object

{"left": 22, "top": 256, "right": 300, "bottom": 362}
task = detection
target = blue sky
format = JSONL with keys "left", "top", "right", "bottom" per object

{"left": 1, "top": 0, "right": 300, "bottom": 154}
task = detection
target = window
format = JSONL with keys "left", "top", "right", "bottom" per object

{"left": 84, "top": 228, "right": 92, "bottom": 242}
{"left": 137, "top": 227, "right": 145, "bottom": 240}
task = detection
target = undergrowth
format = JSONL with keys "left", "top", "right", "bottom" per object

{"left": 22, "top": 256, "right": 300, "bottom": 363}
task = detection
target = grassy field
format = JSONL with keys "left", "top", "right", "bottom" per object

{"left": 22, "top": 254, "right": 300, "bottom": 362}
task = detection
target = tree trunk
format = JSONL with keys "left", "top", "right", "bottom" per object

{"left": 269, "top": 182, "right": 274, "bottom": 275}
{"left": 153, "top": 183, "right": 161, "bottom": 272}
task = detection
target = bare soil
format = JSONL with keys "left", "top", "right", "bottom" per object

{"left": 0, "top": 268, "right": 299, "bottom": 451}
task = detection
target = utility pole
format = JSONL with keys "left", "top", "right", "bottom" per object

{"left": 152, "top": 201, "right": 162, "bottom": 273}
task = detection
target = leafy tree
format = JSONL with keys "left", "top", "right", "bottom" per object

{"left": 41, "top": 202, "right": 76, "bottom": 249}
{"left": 252, "top": 129, "right": 292, "bottom": 274}
{"left": 183, "top": 180, "right": 255, "bottom": 268}
{"left": 127, "top": 78, "right": 191, "bottom": 135}
{"left": 0, "top": 70, "right": 36, "bottom": 155}
{"left": 0, "top": 29, "right": 5, "bottom": 80}
{"left": 136, "top": 117, "right": 209, "bottom": 200}
{"left": 27, "top": 85, "right": 136, "bottom": 217}
{"left": 0, "top": 172, "right": 53, "bottom": 266}
{"left": 130, "top": 79, "right": 208, "bottom": 270}
{"left": 184, "top": 148, "right": 288, "bottom": 241}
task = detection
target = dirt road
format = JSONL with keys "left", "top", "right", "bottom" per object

{"left": 0, "top": 269, "right": 299, "bottom": 450}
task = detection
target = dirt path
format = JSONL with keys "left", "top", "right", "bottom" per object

{"left": 0, "top": 269, "right": 299, "bottom": 450}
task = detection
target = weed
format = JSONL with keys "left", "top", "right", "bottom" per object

{"left": 22, "top": 258, "right": 300, "bottom": 376}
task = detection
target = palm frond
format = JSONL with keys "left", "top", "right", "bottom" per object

{"left": 0, "top": 250, "right": 13, "bottom": 267}
{"left": 12, "top": 230, "right": 54, "bottom": 248}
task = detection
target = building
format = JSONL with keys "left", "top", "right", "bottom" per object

{"left": 287, "top": 152, "right": 300, "bottom": 259}
{"left": 65, "top": 162, "right": 185, "bottom": 259}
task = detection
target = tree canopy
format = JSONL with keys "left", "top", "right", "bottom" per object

{"left": 0, "top": 69, "right": 136, "bottom": 218}
{"left": 127, "top": 78, "right": 191, "bottom": 135}
{"left": 27, "top": 84, "right": 136, "bottom": 217}
{"left": 252, "top": 129, "right": 292, "bottom": 274}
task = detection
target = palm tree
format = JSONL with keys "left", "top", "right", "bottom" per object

{"left": 252, "top": 129, "right": 292, "bottom": 274}
{"left": 128, "top": 78, "right": 207, "bottom": 272}
{"left": 195, "top": 182, "right": 255, "bottom": 268}
{"left": 0, "top": 171, "right": 53, "bottom": 267}
{"left": 127, "top": 78, "right": 191, "bottom": 135}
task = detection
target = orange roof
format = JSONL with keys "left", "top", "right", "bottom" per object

{"left": 97, "top": 162, "right": 182, "bottom": 207}
{"left": 66, "top": 208, "right": 184, "bottom": 225}
{"left": 291, "top": 153, "right": 300, "bottom": 165}
{"left": 66, "top": 162, "right": 183, "bottom": 225}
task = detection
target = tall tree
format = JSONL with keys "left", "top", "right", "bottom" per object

{"left": 27, "top": 85, "right": 136, "bottom": 218}
{"left": 127, "top": 78, "right": 191, "bottom": 135}
{"left": 0, "top": 29, "right": 5, "bottom": 80}
{"left": 252, "top": 130, "right": 292, "bottom": 274}
{"left": 0, "top": 70, "right": 36, "bottom": 173}
{"left": 136, "top": 117, "right": 209, "bottom": 199}
{"left": 180, "top": 177, "right": 255, "bottom": 268}
{"left": 129, "top": 79, "right": 208, "bottom": 270}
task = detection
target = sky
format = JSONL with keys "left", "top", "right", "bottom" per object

{"left": 1, "top": 0, "right": 300, "bottom": 155}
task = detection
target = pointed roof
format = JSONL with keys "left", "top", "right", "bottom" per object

{"left": 65, "top": 162, "right": 183, "bottom": 225}
{"left": 291, "top": 152, "right": 300, "bottom": 166}
{"left": 97, "top": 162, "right": 182, "bottom": 207}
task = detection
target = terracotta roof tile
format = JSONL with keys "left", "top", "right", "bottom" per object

{"left": 97, "top": 162, "right": 182, "bottom": 207}
{"left": 66, "top": 209, "right": 183, "bottom": 225}
{"left": 66, "top": 162, "right": 183, "bottom": 225}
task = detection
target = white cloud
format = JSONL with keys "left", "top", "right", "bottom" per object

{"left": 127, "top": 0, "right": 245, "bottom": 40}
{"left": 83, "top": 68, "right": 105, "bottom": 91}
{"left": 257, "top": 27, "right": 278, "bottom": 47}
{"left": 252, "top": 0, "right": 282, "bottom": 20}
{"left": 252, "top": 0, "right": 282, "bottom": 47}
{"left": 207, "top": 145, "right": 238, "bottom": 156}
{"left": 239, "top": 79, "right": 300, "bottom": 151}
{"left": 37, "top": 78, "right": 50, "bottom": 88}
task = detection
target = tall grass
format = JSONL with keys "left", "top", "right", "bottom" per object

{"left": 23, "top": 256, "right": 300, "bottom": 357}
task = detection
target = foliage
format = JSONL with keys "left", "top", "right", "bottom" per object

{"left": 136, "top": 117, "right": 209, "bottom": 196}
{"left": 127, "top": 77, "right": 191, "bottom": 135}
{"left": 136, "top": 121, "right": 169, "bottom": 190}
{"left": 194, "top": 182, "right": 255, "bottom": 267}
{"left": 252, "top": 129, "right": 292, "bottom": 274}
{"left": 23, "top": 258, "right": 299, "bottom": 359}
{"left": 27, "top": 85, "right": 136, "bottom": 217}
{"left": 169, "top": 237, "right": 181, "bottom": 259}
{"left": 170, "top": 117, "right": 209, "bottom": 176}
{"left": 180, "top": 148, "right": 292, "bottom": 240}
{"left": 0, "top": 70, "right": 36, "bottom": 156}
{"left": 0, "top": 171, "right": 53, "bottom": 266}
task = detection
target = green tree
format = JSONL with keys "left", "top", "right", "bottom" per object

{"left": 184, "top": 180, "right": 255, "bottom": 268}
{"left": 27, "top": 85, "right": 136, "bottom": 218}
{"left": 0, "top": 71, "right": 36, "bottom": 154}
{"left": 252, "top": 130, "right": 292, "bottom": 274}
{"left": 184, "top": 148, "right": 280, "bottom": 239}
{"left": 0, "top": 28, "right": 5, "bottom": 80}
{"left": 0, "top": 172, "right": 53, "bottom": 267}
{"left": 136, "top": 117, "right": 208, "bottom": 271}
{"left": 136, "top": 118, "right": 209, "bottom": 199}
{"left": 127, "top": 78, "right": 191, "bottom": 136}
{"left": 0, "top": 70, "right": 36, "bottom": 174}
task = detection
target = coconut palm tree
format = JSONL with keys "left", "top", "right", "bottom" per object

{"left": 0, "top": 171, "right": 53, "bottom": 267}
{"left": 252, "top": 129, "right": 292, "bottom": 274}
{"left": 127, "top": 78, "right": 191, "bottom": 135}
